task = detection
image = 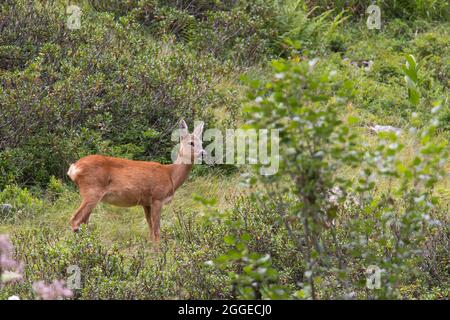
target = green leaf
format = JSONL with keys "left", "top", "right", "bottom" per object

{"left": 224, "top": 235, "right": 236, "bottom": 245}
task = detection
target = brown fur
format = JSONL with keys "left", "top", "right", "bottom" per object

{"left": 67, "top": 121, "right": 204, "bottom": 246}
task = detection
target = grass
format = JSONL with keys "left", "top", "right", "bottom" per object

{"left": 0, "top": 173, "right": 242, "bottom": 248}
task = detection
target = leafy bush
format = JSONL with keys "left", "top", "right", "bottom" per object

{"left": 277, "top": 5, "right": 350, "bottom": 55}
{"left": 89, "top": 0, "right": 139, "bottom": 16}
{"left": 213, "top": 232, "right": 290, "bottom": 300}
{"left": 0, "top": 196, "right": 239, "bottom": 299}
{"left": 0, "top": 0, "right": 235, "bottom": 187}
{"left": 305, "top": 0, "right": 449, "bottom": 21}
{"left": 0, "top": 228, "right": 161, "bottom": 299}
{"left": 0, "top": 185, "right": 43, "bottom": 223}
{"left": 133, "top": 0, "right": 280, "bottom": 65}
{"left": 243, "top": 55, "right": 448, "bottom": 299}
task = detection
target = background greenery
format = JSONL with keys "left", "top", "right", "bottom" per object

{"left": 0, "top": 0, "right": 448, "bottom": 299}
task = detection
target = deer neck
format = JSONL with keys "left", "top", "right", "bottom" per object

{"left": 170, "top": 155, "right": 193, "bottom": 191}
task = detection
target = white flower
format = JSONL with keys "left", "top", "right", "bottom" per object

{"left": 308, "top": 58, "right": 320, "bottom": 69}
{"left": 370, "top": 125, "right": 402, "bottom": 135}
{"left": 431, "top": 105, "right": 441, "bottom": 113}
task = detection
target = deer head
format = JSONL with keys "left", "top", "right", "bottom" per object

{"left": 176, "top": 119, "right": 205, "bottom": 164}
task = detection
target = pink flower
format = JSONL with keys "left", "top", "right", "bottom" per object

{"left": 1, "top": 234, "right": 73, "bottom": 300}
{"left": 0, "top": 235, "right": 13, "bottom": 255}
{"left": 0, "top": 234, "right": 23, "bottom": 284}
{"left": 33, "top": 280, "right": 73, "bottom": 300}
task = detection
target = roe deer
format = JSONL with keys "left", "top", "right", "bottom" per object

{"left": 67, "top": 120, "right": 205, "bottom": 245}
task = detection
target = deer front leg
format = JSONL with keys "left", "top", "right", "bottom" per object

{"left": 150, "top": 200, "right": 163, "bottom": 246}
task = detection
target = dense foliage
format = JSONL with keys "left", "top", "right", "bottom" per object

{"left": 0, "top": 0, "right": 448, "bottom": 300}
{"left": 243, "top": 56, "right": 447, "bottom": 299}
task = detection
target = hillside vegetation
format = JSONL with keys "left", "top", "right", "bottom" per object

{"left": 0, "top": 0, "right": 448, "bottom": 299}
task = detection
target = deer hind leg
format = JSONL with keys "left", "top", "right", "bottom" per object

{"left": 150, "top": 200, "right": 163, "bottom": 246}
{"left": 143, "top": 205, "right": 153, "bottom": 238}
{"left": 70, "top": 190, "right": 103, "bottom": 232}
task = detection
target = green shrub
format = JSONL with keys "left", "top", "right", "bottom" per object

{"left": 0, "top": 228, "right": 165, "bottom": 299}
{"left": 0, "top": 0, "right": 64, "bottom": 70}
{"left": 0, "top": 185, "right": 43, "bottom": 222}
{"left": 133, "top": 0, "right": 280, "bottom": 65}
{"left": 412, "top": 29, "right": 449, "bottom": 87}
{"left": 89, "top": 0, "right": 139, "bottom": 16}
{"left": 276, "top": 5, "right": 350, "bottom": 55}
{"left": 188, "top": 8, "right": 276, "bottom": 66}
{"left": 305, "top": 0, "right": 449, "bottom": 21}
{"left": 243, "top": 55, "right": 448, "bottom": 299}
{"left": 0, "top": 0, "right": 235, "bottom": 186}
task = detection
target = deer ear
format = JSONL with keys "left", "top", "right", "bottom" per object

{"left": 179, "top": 119, "right": 188, "bottom": 138}
{"left": 193, "top": 121, "right": 204, "bottom": 137}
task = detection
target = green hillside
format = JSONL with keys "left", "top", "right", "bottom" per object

{"left": 0, "top": 0, "right": 448, "bottom": 300}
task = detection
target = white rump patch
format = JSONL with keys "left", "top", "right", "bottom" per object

{"left": 67, "top": 164, "right": 79, "bottom": 181}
